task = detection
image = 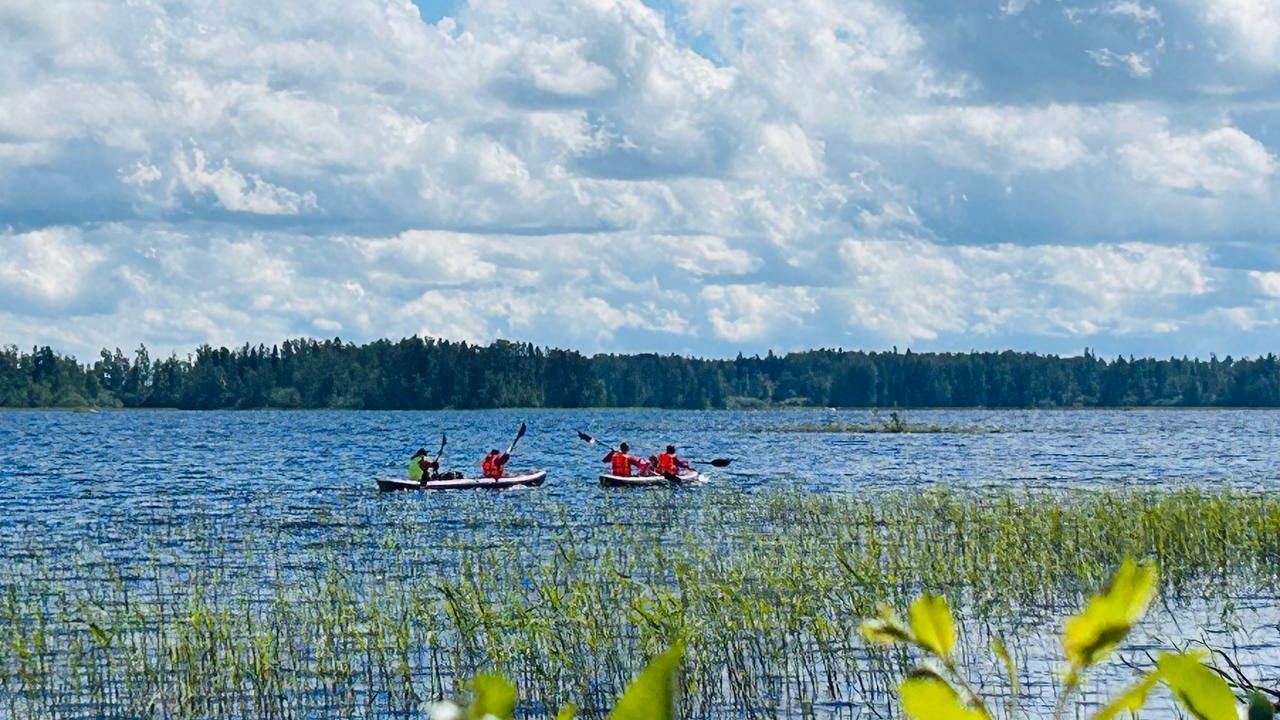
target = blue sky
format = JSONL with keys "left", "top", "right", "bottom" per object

{"left": 1, "top": 0, "right": 1278, "bottom": 361}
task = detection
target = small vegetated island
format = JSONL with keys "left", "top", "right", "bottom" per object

{"left": 3, "top": 337, "right": 1280, "bottom": 409}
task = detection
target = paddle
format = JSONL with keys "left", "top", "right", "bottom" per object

{"left": 506, "top": 422, "right": 527, "bottom": 455}
{"left": 433, "top": 433, "right": 447, "bottom": 464}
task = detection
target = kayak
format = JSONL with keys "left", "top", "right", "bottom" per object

{"left": 377, "top": 470, "right": 547, "bottom": 492}
{"left": 598, "top": 471, "right": 701, "bottom": 488}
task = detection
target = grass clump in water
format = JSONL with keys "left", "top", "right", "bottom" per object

{"left": 1, "top": 486, "right": 1279, "bottom": 718}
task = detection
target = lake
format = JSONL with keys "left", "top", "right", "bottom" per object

{"left": 1, "top": 408, "right": 1277, "bottom": 718}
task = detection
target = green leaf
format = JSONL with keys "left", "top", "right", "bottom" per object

{"left": 468, "top": 674, "right": 517, "bottom": 720}
{"left": 861, "top": 603, "right": 912, "bottom": 645}
{"left": 899, "top": 670, "right": 990, "bottom": 720}
{"left": 608, "top": 642, "right": 683, "bottom": 720}
{"left": 992, "top": 637, "right": 1019, "bottom": 697}
{"left": 1248, "top": 691, "right": 1275, "bottom": 720}
{"left": 909, "top": 594, "right": 956, "bottom": 659}
{"left": 555, "top": 705, "right": 577, "bottom": 720}
{"left": 1090, "top": 671, "right": 1160, "bottom": 720}
{"left": 1157, "top": 652, "right": 1237, "bottom": 720}
{"left": 1063, "top": 558, "right": 1157, "bottom": 668}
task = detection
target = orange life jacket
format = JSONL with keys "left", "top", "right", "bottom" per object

{"left": 656, "top": 452, "right": 677, "bottom": 474}
{"left": 610, "top": 451, "right": 634, "bottom": 477}
{"left": 482, "top": 454, "right": 503, "bottom": 479}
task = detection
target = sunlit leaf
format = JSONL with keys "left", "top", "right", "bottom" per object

{"left": 992, "top": 637, "right": 1019, "bottom": 697}
{"left": 909, "top": 594, "right": 956, "bottom": 659}
{"left": 1158, "top": 652, "right": 1237, "bottom": 720}
{"left": 1090, "top": 671, "right": 1160, "bottom": 720}
{"left": 899, "top": 669, "right": 990, "bottom": 720}
{"left": 555, "top": 705, "right": 577, "bottom": 720}
{"left": 1063, "top": 558, "right": 1157, "bottom": 668}
{"left": 468, "top": 674, "right": 517, "bottom": 720}
{"left": 608, "top": 642, "right": 683, "bottom": 720}
{"left": 861, "top": 603, "right": 912, "bottom": 645}
{"left": 1248, "top": 691, "right": 1275, "bottom": 720}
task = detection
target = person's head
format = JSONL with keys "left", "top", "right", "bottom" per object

{"left": 666, "top": 445, "right": 676, "bottom": 454}
{"left": 488, "top": 449, "right": 499, "bottom": 456}
{"left": 413, "top": 448, "right": 427, "bottom": 458}
{"left": 619, "top": 442, "right": 630, "bottom": 453}
{"left": 648, "top": 455, "right": 658, "bottom": 465}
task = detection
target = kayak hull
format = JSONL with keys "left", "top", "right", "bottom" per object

{"left": 598, "top": 471, "right": 700, "bottom": 487}
{"left": 378, "top": 470, "right": 547, "bottom": 492}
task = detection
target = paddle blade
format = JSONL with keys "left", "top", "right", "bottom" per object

{"left": 516, "top": 422, "right": 527, "bottom": 440}
{"left": 708, "top": 458, "right": 732, "bottom": 467}
{"left": 440, "top": 433, "right": 447, "bottom": 448}
{"left": 662, "top": 472, "right": 683, "bottom": 484}
{"left": 577, "top": 431, "right": 596, "bottom": 444}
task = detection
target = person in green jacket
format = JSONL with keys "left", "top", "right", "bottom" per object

{"left": 408, "top": 448, "right": 439, "bottom": 481}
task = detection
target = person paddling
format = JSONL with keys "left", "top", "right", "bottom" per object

{"left": 604, "top": 442, "right": 645, "bottom": 477}
{"left": 409, "top": 448, "right": 439, "bottom": 482}
{"left": 481, "top": 449, "right": 510, "bottom": 479}
{"left": 655, "top": 445, "right": 691, "bottom": 476}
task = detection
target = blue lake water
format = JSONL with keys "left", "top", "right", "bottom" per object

{"left": 1, "top": 408, "right": 1277, "bottom": 718}
{"left": 2, "top": 408, "right": 1277, "bottom": 527}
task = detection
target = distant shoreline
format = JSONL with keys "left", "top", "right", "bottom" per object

{"left": 4, "top": 337, "right": 1279, "bottom": 410}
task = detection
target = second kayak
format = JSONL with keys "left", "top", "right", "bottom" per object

{"left": 598, "top": 471, "right": 701, "bottom": 488}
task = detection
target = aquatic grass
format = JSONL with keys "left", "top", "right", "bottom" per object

{"left": 2, "top": 487, "right": 1280, "bottom": 718}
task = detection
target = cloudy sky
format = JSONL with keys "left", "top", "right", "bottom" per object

{"left": 2, "top": 0, "right": 1278, "bottom": 361}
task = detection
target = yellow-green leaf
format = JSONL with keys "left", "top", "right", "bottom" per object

{"left": 1090, "top": 671, "right": 1160, "bottom": 720}
{"left": 861, "top": 617, "right": 911, "bottom": 645}
{"left": 1063, "top": 558, "right": 1157, "bottom": 668}
{"left": 1158, "top": 652, "right": 1237, "bottom": 720}
{"left": 555, "top": 705, "right": 577, "bottom": 720}
{"left": 468, "top": 674, "right": 517, "bottom": 720}
{"left": 861, "top": 603, "right": 912, "bottom": 645}
{"left": 899, "top": 670, "right": 990, "bottom": 720}
{"left": 608, "top": 642, "right": 682, "bottom": 720}
{"left": 910, "top": 594, "right": 956, "bottom": 659}
{"left": 992, "top": 637, "right": 1019, "bottom": 696}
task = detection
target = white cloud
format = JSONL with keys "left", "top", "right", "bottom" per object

{"left": 1198, "top": 0, "right": 1280, "bottom": 67}
{"left": 1120, "top": 126, "right": 1276, "bottom": 196}
{"left": 0, "top": 0, "right": 1278, "bottom": 361}
{"left": 836, "top": 239, "right": 1212, "bottom": 343}
{"left": 701, "top": 284, "right": 818, "bottom": 342}
{"left": 0, "top": 227, "right": 108, "bottom": 311}
{"left": 1087, "top": 48, "right": 1154, "bottom": 78}
{"left": 175, "top": 148, "right": 318, "bottom": 215}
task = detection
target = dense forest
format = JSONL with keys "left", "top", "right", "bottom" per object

{"left": 2, "top": 337, "right": 1280, "bottom": 409}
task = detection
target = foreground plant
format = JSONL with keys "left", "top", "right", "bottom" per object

{"left": 862, "top": 557, "right": 1270, "bottom": 720}
{"left": 431, "top": 643, "right": 682, "bottom": 720}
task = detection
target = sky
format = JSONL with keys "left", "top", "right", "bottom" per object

{"left": 1, "top": 0, "right": 1279, "bottom": 362}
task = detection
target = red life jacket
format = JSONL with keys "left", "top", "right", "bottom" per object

{"left": 656, "top": 452, "right": 677, "bottom": 474}
{"left": 482, "top": 454, "right": 502, "bottom": 479}
{"left": 610, "top": 451, "right": 633, "bottom": 477}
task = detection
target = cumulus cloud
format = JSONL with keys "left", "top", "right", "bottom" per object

{"left": 0, "top": 0, "right": 1278, "bottom": 360}
{"left": 1120, "top": 126, "right": 1276, "bottom": 196}
{"left": 1198, "top": 0, "right": 1280, "bottom": 68}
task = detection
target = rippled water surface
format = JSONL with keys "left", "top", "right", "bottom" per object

{"left": 1, "top": 408, "right": 1277, "bottom": 718}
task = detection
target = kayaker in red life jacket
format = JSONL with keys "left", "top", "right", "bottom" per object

{"left": 604, "top": 442, "right": 645, "bottom": 477}
{"left": 481, "top": 449, "right": 509, "bottom": 479}
{"left": 656, "top": 445, "right": 691, "bottom": 475}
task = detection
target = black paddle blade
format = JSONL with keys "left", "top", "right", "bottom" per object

{"left": 577, "top": 430, "right": 595, "bottom": 444}
{"left": 440, "top": 433, "right": 447, "bottom": 448}
{"left": 516, "top": 422, "right": 527, "bottom": 440}
{"left": 663, "top": 472, "right": 684, "bottom": 484}
{"left": 709, "top": 458, "right": 731, "bottom": 467}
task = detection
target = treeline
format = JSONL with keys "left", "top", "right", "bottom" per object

{"left": 3, "top": 337, "right": 1280, "bottom": 409}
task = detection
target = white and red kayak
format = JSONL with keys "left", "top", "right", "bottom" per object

{"left": 377, "top": 470, "right": 547, "bottom": 492}
{"left": 598, "top": 471, "right": 701, "bottom": 488}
